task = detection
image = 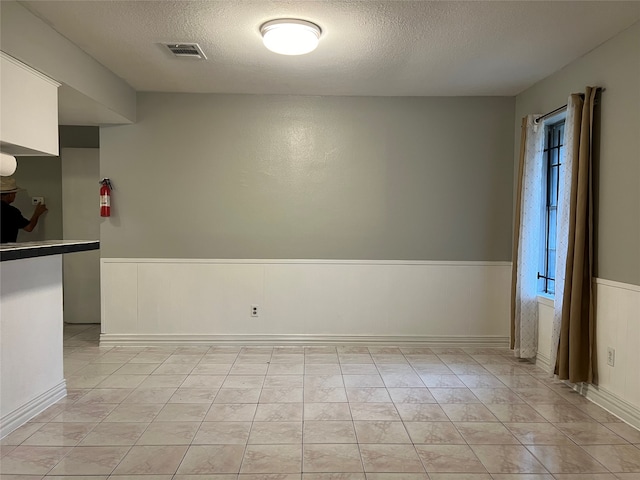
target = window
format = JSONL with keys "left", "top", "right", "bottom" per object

{"left": 539, "top": 119, "right": 565, "bottom": 295}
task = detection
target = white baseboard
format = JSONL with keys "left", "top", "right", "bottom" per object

{"left": 0, "top": 381, "right": 66, "bottom": 438}
{"left": 536, "top": 351, "right": 552, "bottom": 373}
{"left": 569, "top": 382, "right": 640, "bottom": 430}
{"left": 100, "top": 333, "right": 510, "bottom": 348}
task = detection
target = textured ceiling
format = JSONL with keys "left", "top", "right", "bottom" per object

{"left": 20, "top": 0, "right": 640, "bottom": 96}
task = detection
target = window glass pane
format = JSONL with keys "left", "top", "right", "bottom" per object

{"left": 548, "top": 279, "right": 555, "bottom": 295}
{"left": 548, "top": 208, "right": 557, "bottom": 251}
{"left": 550, "top": 166, "right": 558, "bottom": 206}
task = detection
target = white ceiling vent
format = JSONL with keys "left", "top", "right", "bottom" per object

{"left": 164, "top": 43, "right": 207, "bottom": 60}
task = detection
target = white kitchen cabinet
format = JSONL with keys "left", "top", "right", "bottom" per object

{"left": 1, "top": 52, "right": 60, "bottom": 156}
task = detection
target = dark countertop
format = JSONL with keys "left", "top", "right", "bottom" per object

{"left": 0, "top": 240, "right": 99, "bottom": 262}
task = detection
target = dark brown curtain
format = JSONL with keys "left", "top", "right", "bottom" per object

{"left": 555, "top": 87, "right": 599, "bottom": 384}
{"left": 510, "top": 117, "right": 528, "bottom": 350}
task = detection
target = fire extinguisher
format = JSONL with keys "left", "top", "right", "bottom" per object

{"left": 100, "top": 178, "right": 113, "bottom": 217}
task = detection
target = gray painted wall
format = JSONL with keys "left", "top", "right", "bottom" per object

{"left": 515, "top": 21, "right": 640, "bottom": 286}
{"left": 100, "top": 94, "right": 515, "bottom": 260}
{"left": 13, "top": 156, "right": 62, "bottom": 242}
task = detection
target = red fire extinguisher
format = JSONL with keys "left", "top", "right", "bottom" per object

{"left": 100, "top": 178, "right": 113, "bottom": 217}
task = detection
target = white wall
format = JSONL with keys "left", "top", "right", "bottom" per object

{"left": 0, "top": 256, "right": 66, "bottom": 436}
{"left": 61, "top": 148, "right": 100, "bottom": 324}
{"left": 101, "top": 259, "right": 511, "bottom": 346}
{"left": 537, "top": 281, "right": 640, "bottom": 428}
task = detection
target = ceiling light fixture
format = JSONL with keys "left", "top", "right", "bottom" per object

{"left": 260, "top": 19, "right": 321, "bottom": 56}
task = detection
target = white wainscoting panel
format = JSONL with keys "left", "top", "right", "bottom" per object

{"left": 101, "top": 259, "right": 511, "bottom": 345}
{"left": 536, "top": 278, "right": 640, "bottom": 428}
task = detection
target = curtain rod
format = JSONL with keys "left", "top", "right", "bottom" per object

{"left": 534, "top": 88, "right": 605, "bottom": 125}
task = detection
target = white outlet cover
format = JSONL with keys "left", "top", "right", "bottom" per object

{"left": 31, "top": 196, "right": 44, "bottom": 205}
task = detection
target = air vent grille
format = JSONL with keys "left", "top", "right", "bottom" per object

{"left": 164, "top": 43, "right": 207, "bottom": 59}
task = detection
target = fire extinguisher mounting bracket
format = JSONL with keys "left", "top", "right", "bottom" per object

{"left": 99, "top": 178, "right": 114, "bottom": 190}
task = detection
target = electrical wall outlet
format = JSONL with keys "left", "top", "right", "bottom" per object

{"left": 607, "top": 347, "right": 615, "bottom": 367}
{"left": 251, "top": 305, "right": 259, "bottom": 317}
{"left": 31, "top": 196, "right": 44, "bottom": 205}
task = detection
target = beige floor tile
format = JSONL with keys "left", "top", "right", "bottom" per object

{"left": 0, "top": 446, "right": 71, "bottom": 474}
{"left": 404, "top": 421, "right": 465, "bottom": 444}
{"left": 441, "top": 404, "right": 498, "bottom": 422}
{"left": 343, "top": 375, "right": 385, "bottom": 388}
{"left": 304, "top": 387, "right": 348, "bottom": 403}
{"left": 191, "top": 363, "right": 232, "bottom": 375}
{"left": 259, "top": 387, "right": 304, "bottom": 403}
{"left": 114, "top": 363, "right": 160, "bottom": 375}
{"left": 470, "top": 445, "right": 548, "bottom": 473}
{"left": 360, "top": 444, "right": 425, "bottom": 472}
{"left": 346, "top": 387, "right": 392, "bottom": 403}
{"left": 430, "top": 388, "right": 481, "bottom": 404}
{"left": 74, "top": 388, "right": 132, "bottom": 404}
{"left": 1, "top": 423, "right": 46, "bottom": 445}
{"left": 21, "top": 423, "right": 96, "bottom": 446}
{"left": 582, "top": 444, "right": 640, "bottom": 472}
{"left": 485, "top": 404, "right": 548, "bottom": 423}
{"left": 214, "top": 388, "right": 262, "bottom": 403}
{"left": 152, "top": 363, "right": 196, "bottom": 375}
{"left": 122, "top": 387, "right": 176, "bottom": 404}
{"left": 530, "top": 404, "right": 597, "bottom": 423}
{"left": 387, "top": 388, "right": 436, "bottom": 404}
{"left": 96, "top": 375, "right": 146, "bottom": 389}
{"left": 340, "top": 364, "right": 379, "bottom": 375}
{"left": 350, "top": 403, "right": 401, "bottom": 421}
{"left": 305, "top": 375, "right": 345, "bottom": 389}
{"left": 365, "top": 474, "right": 428, "bottom": 480}
{"left": 102, "top": 404, "right": 163, "bottom": 423}
{"left": 230, "top": 364, "right": 269, "bottom": 375}
{"left": 414, "top": 445, "right": 487, "bottom": 473}
{"left": 138, "top": 374, "right": 188, "bottom": 388}
{"left": 303, "top": 444, "right": 362, "bottom": 472}
{"left": 603, "top": 423, "right": 640, "bottom": 444}
{"left": 248, "top": 422, "right": 302, "bottom": 444}
{"left": 78, "top": 422, "right": 147, "bottom": 446}
{"left": 268, "top": 363, "right": 305, "bottom": 375}
{"left": 110, "top": 445, "right": 187, "bottom": 474}
{"left": 552, "top": 474, "right": 618, "bottom": 479}
{"left": 136, "top": 421, "right": 199, "bottom": 445}
{"left": 154, "top": 402, "right": 209, "bottom": 421}
{"left": 205, "top": 403, "right": 258, "bottom": 421}
{"left": 525, "top": 445, "right": 608, "bottom": 473}
{"left": 457, "top": 375, "right": 507, "bottom": 389}
{"left": 66, "top": 375, "right": 110, "bottom": 389}
{"left": 47, "top": 446, "right": 129, "bottom": 475}
{"left": 504, "top": 422, "right": 574, "bottom": 445}
{"left": 470, "top": 388, "right": 524, "bottom": 405}
{"left": 577, "top": 404, "right": 627, "bottom": 423}
{"left": 51, "top": 403, "right": 117, "bottom": 423}
{"left": 222, "top": 375, "right": 265, "bottom": 389}
{"left": 242, "top": 444, "right": 302, "bottom": 473}
{"left": 304, "top": 403, "right": 352, "bottom": 421}
{"left": 555, "top": 422, "right": 629, "bottom": 445}
{"left": 169, "top": 388, "right": 218, "bottom": 404}
{"left": 263, "top": 375, "right": 304, "bottom": 388}
{"left": 427, "top": 474, "right": 492, "bottom": 480}
{"left": 305, "top": 364, "right": 342, "bottom": 375}
{"left": 193, "top": 421, "right": 251, "bottom": 444}
{"left": 254, "top": 403, "right": 303, "bottom": 421}
{"left": 395, "top": 403, "right": 448, "bottom": 422}
{"left": 304, "top": 421, "right": 357, "bottom": 443}
{"left": 455, "top": 422, "right": 520, "bottom": 444}
{"left": 177, "top": 445, "right": 245, "bottom": 474}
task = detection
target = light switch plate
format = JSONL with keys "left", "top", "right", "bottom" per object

{"left": 31, "top": 196, "right": 44, "bottom": 205}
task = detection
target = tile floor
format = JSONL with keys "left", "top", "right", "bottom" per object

{"left": 2, "top": 323, "right": 640, "bottom": 479}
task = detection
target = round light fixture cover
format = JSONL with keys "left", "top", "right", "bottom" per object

{"left": 261, "top": 19, "right": 321, "bottom": 55}
{"left": 0, "top": 152, "right": 17, "bottom": 176}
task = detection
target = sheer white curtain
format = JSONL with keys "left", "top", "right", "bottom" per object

{"left": 512, "top": 115, "right": 545, "bottom": 359}
{"left": 549, "top": 100, "right": 574, "bottom": 374}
